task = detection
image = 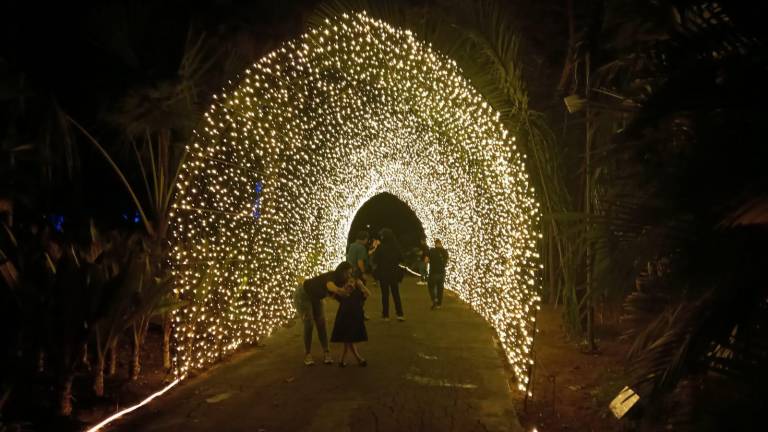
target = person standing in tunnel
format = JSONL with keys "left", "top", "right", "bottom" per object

{"left": 367, "top": 237, "right": 380, "bottom": 274}
{"left": 417, "top": 237, "right": 429, "bottom": 285}
{"left": 346, "top": 230, "right": 370, "bottom": 320}
{"left": 294, "top": 262, "right": 352, "bottom": 366}
{"left": 427, "top": 239, "right": 449, "bottom": 310}
{"left": 372, "top": 228, "right": 405, "bottom": 321}
{"left": 347, "top": 230, "right": 369, "bottom": 280}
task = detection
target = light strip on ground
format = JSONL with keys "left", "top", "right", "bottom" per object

{"left": 84, "top": 376, "right": 185, "bottom": 432}
{"left": 399, "top": 264, "right": 422, "bottom": 277}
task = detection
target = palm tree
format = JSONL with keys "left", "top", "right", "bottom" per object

{"left": 65, "top": 22, "right": 225, "bottom": 375}
{"left": 558, "top": 1, "right": 768, "bottom": 428}
{"left": 89, "top": 231, "right": 144, "bottom": 395}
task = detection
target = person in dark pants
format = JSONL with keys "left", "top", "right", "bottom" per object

{"left": 372, "top": 228, "right": 405, "bottom": 321}
{"left": 427, "top": 238, "right": 449, "bottom": 309}
{"left": 294, "top": 262, "right": 352, "bottom": 366}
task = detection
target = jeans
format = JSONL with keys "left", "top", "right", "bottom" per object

{"left": 428, "top": 273, "right": 445, "bottom": 306}
{"left": 295, "top": 283, "right": 328, "bottom": 354}
{"left": 379, "top": 278, "right": 403, "bottom": 317}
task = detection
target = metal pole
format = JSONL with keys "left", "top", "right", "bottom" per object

{"left": 585, "top": 52, "right": 596, "bottom": 352}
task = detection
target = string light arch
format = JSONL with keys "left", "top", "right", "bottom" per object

{"left": 170, "top": 11, "right": 542, "bottom": 391}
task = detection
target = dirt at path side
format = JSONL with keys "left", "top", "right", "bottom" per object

{"left": 515, "top": 304, "right": 629, "bottom": 432}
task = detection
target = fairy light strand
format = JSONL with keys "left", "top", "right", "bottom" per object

{"left": 85, "top": 376, "right": 184, "bottom": 432}
{"left": 170, "top": 11, "right": 542, "bottom": 390}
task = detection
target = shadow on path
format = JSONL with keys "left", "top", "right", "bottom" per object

{"left": 113, "top": 276, "right": 522, "bottom": 432}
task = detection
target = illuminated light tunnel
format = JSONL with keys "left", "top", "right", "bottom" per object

{"left": 170, "top": 11, "right": 542, "bottom": 390}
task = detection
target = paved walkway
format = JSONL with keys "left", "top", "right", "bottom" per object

{"left": 114, "top": 276, "right": 522, "bottom": 432}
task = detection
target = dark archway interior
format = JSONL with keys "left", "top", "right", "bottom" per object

{"left": 346, "top": 192, "right": 425, "bottom": 260}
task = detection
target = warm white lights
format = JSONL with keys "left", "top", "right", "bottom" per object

{"left": 85, "top": 376, "right": 184, "bottom": 432}
{"left": 170, "top": 12, "right": 541, "bottom": 389}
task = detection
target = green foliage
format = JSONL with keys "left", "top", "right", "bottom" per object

{"left": 568, "top": 1, "right": 768, "bottom": 428}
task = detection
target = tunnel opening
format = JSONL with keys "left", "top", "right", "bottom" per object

{"left": 346, "top": 192, "right": 425, "bottom": 248}
{"left": 346, "top": 191, "right": 426, "bottom": 275}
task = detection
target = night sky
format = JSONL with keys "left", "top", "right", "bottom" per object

{"left": 0, "top": 0, "right": 321, "bottom": 223}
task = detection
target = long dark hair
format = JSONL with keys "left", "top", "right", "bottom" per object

{"left": 333, "top": 261, "right": 353, "bottom": 285}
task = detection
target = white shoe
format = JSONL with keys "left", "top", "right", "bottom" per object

{"left": 304, "top": 354, "right": 315, "bottom": 366}
{"left": 397, "top": 316, "right": 405, "bottom": 321}
{"left": 416, "top": 281, "right": 426, "bottom": 285}
{"left": 323, "top": 352, "right": 334, "bottom": 365}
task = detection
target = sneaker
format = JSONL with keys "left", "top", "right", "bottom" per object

{"left": 397, "top": 316, "right": 405, "bottom": 321}
{"left": 304, "top": 354, "right": 315, "bottom": 366}
{"left": 416, "top": 281, "right": 426, "bottom": 285}
{"left": 323, "top": 352, "right": 334, "bottom": 365}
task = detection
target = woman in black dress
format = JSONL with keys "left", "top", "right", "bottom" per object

{"left": 331, "top": 276, "right": 371, "bottom": 367}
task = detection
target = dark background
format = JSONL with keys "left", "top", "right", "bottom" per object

{"left": 346, "top": 192, "right": 425, "bottom": 248}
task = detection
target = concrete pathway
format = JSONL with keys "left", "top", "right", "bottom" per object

{"left": 113, "top": 276, "right": 522, "bottom": 432}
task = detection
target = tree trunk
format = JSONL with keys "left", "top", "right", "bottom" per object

{"left": 130, "top": 331, "right": 141, "bottom": 380}
{"left": 130, "top": 321, "right": 148, "bottom": 380}
{"left": 59, "top": 374, "right": 74, "bottom": 416}
{"left": 548, "top": 223, "right": 556, "bottom": 304}
{"left": 0, "top": 386, "right": 11, "bottom": 413}
{"left": 163, "top": 313, "right": 172, "bottom": 370}
{"left": 108, "top": 337, "right": 118, "bottom": 376}
{"left": 584, "top": 52, "right": 597, "bottom": 352}
{"left": 81, "top": 342, "right": 91, "bottom": 371}
{"left": 557, "top": 0, "right": 576, "bottom": 93}
{"left": 93, "top": 354, "right": 105, "bottom": 397}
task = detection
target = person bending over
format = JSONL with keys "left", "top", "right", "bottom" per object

{"left": 294, "top": 262, "right": 352, "bottom": 365}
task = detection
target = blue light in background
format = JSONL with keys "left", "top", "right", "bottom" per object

{"left": 122, "top": 210, "right": 141, "bottom": 224}
{"left": 48, "top": 214, "right": 65, "bottom": 233}
{"left": 253, "top": 180, "right": 263, "bottom": 219}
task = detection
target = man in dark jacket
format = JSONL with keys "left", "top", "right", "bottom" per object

{"left": 372, "top": 228, "right": 405, "bottom": 320}
{"left": 427, "top": 239, "right": 449, "bottom": 309}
